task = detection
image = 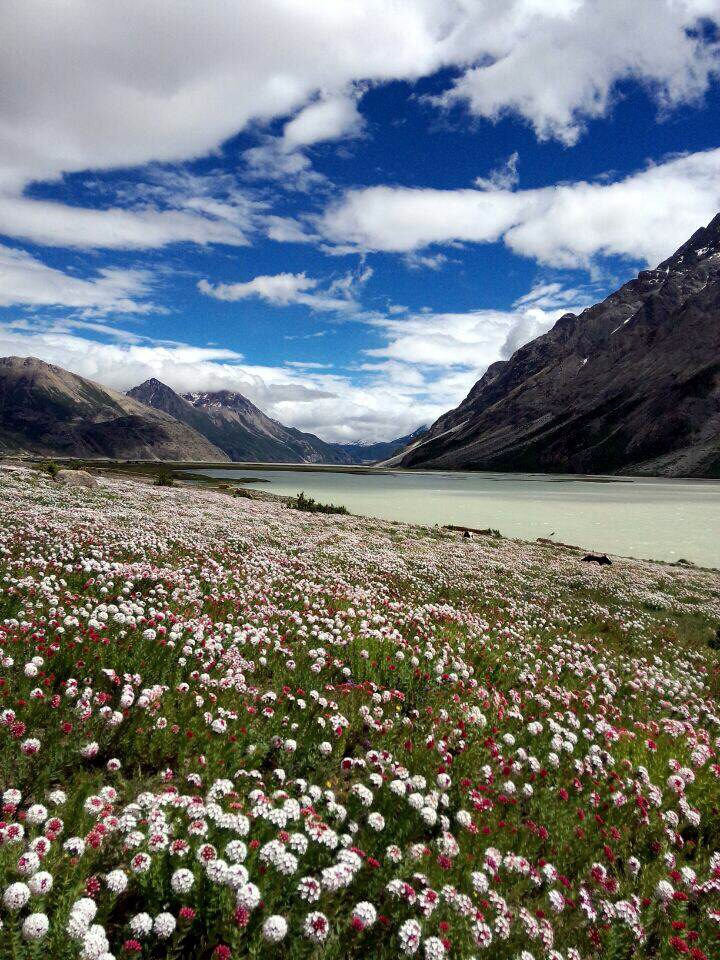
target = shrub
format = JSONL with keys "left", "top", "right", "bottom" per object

{"left": 43, "top": 460, "right": 59, "bottom": 479}
{"left": 290, "top": 490, "right": 349, "bottom": 515}
{"left": 154, "top": 470, "right": 175, "bottom": 487}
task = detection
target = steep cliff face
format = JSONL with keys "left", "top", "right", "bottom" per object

{"left": 399, "top": 215, "right": 720, "bottom": 478}
{"left": 0, "top": 357, "right": 228, "bottom": 461}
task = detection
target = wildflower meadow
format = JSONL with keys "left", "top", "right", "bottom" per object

{"left": 0, "top": 466, "right": 719, "bottom": 960}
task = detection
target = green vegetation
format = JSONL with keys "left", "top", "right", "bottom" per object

{"left": 153, "top": 470, "right": 175, "bottom": 487}
{"left": 289, "top": 490, "right": 349, "bottom": 514}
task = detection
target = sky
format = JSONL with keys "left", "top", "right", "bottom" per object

{"left": 1, "top": 1, "right": 720, "bottom": 442}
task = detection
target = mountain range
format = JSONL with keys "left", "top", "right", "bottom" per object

{"left": 394, "top": 214, "right": 720, "bottom": 478}
{"left": 1, "top": 215, "right": 719, "bottom": 475}
{"left": 0, "top": 357, "right": 423, "bottom": 464}
{"left": 127, "top": 378, "right": 424, "bottom": 464}
{"left": 0, "top": 356, "right": 226, "bottom": 461}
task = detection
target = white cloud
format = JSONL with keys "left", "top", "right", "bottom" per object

{"left": 318, "top": 148, "right": 720, "bottom": 267}
{"left": 0, "top": 273, "right": 586, "bottom": 443}
{"left": 404, "top": 252, "right": 449, "bottom": 271}
{"left": 434, "top": 0, "right": 719, "bottom": 145}
{"left": 282, "top": 94, "right": 364, "bottom": 150}
{"left": 365, "top": 298, "right": 587, "bottom": 371}
{"left": 1, "top": 1, "right": 716, "bottom": 192}
{"left": 0, "top": 196, "right": 253, "bottom": 250}
{"left": 0, "top": 0, "right": 714, "bottom": 259}
{"left": 0, "top": 244, "right": 154, "bottom": 313}
{"left": 474, "top": 152, "right": 520, "bottom": 191}
{"left": 0, "top": 168, "right": 260, "bottom": 250}
{"left": 198, "top": 267, "right": 371, "bottom": 314}
{"left": 243, "top": 141, "right": 327, "bottom": 191}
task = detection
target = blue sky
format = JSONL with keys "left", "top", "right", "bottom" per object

{"left": 1, "top": 1, "right": 720, "bottom": 440}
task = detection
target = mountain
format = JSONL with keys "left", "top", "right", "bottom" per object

{"left": 128, "top": 379, "right": 356, "bottom": 463}
{"left": 398, "top": 214, "right": 720, "bottom": 478}
{"left": 339, "top": 425, "right": 428, "bottom": 463}
{"left": 0, "top": 357, "right": 228, "bottom": 461}
{"left": 128, "top": 378, "right": 424, "bottom": 465}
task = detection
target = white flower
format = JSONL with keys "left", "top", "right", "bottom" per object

{"left": 472, "top": 920, "right": 492, "bottom": 947}
{"left": 655, "top": 879, "right": 674, "bottom": 902}
{"left": 297, "top": 876, "right": 322, "bottom": 902}
{"left": 303, "top": 911, "right": 330, "bottom": 942}
{"left": 225, "top": 840, "right": 247, "bottom": 863}
{"left": 471, "top": 871, "right": 489, "bottom": 894}
{"left": 17, "top": 851, "right": 40, "bottom": 875}
{"left": 399, "top": 918, "right": 422, "bottom": 955}
{"left": 262, "top": 915, "right": 288, "bottom": 942}
{"left": 236, "top": 882, "right": 261, "bottom": 911}
{"left": 129, "top": 913, "right": 153, "bottom": 938}
{"left": 153, "top": 912, "right": 177, "bottom": 939}
{"left": 3, "top": 882, "right": 30, "bottom": 910}
{"left": 22, "top": 912, "right": 49, "bottom": 940}
{"left": 171, "top": 868, "right": 195, "bottom": 894}
{"left": 80, "top": 924, "right": 109, "bottom": 959}
{"left": 351, "top": 901, "right": 377, "bottom": 929}
{"left": 28, "top": 871, "right": 53, "bottom": 896}
{"left": 424, "top": 936, "right": 446, "bottom": 960}
{"left": 105, "top": 870, "right": 128, "bottom": 894}
{"left": 26, "top": 804, "right": 48, "bottom": 825}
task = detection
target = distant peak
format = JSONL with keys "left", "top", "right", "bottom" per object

{"left": 128, "top": 377, "right": 178, "bottom": 396}
{"left": 660, "top": 210, "right": 720, "bottom": 269}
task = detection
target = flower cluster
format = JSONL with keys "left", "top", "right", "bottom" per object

{"left": 0, "top": 465, "right": 719, "bottom": 959}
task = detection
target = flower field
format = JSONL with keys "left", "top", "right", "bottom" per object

{"left": 0, "top": 466, "right": 719, "bottom": 960}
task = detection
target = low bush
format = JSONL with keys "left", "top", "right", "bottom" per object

{"left": 290, "top": 490, "right": 349, "bottom": 514}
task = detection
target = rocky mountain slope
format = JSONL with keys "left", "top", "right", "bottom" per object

{"left": 128, "top": 379, "right": 356, "bottom": 463}
{"left": 129, "top": 378, "right": 423, "bottom": 464}
{"left": 0, "top": 357, "right": 227, "bottom": 461}
{"left": 398, "top": 214, "right": 720, "bottom": 478}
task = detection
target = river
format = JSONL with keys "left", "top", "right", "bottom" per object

{"left": 190, "top": 467, "right": 720, "bottom": 568}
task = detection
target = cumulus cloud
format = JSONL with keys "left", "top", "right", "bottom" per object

{"left": 282, "top": 94, "right": 365, "bottom": 150}
{"left": 2, "top": 1, "right": 716, "bottom": 193}
{"left": 0, "top": 245, "right": 155, "bottom": 314}
{"left": 434, "top": 0, "right": 720, "bottom": 144}
{"left": 318, "top": 148, "right": 720, "bottom": 267}
{"left": 0, "top": 321, "right": 430, "bottom": 441}
{"left": 0, "top": 0, "right": 715, "bottom": 258}
{"left": 365, "top": 296, "right": 588, "bottom": 371}
{"left": 0, "top": 1, "right": 449, "bottom": 192}
{"left": 0, "top": 273, "right": 587, "bottom": 442}
{"left": 198, "top": 267, "right": 372, "bottom": 314}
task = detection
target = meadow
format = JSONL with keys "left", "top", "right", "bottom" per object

{"left": 0, "top": 466, "right": 719, "bottom": 960}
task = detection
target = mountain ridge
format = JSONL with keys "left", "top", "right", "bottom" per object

{"left": 0, "top": 357, "right": 228, "bottom": 461}
{"left": 128, "top": 378, "right": 425, "bottom": 464}
{"left": 396, "top": 214, "right": 720, "bottom": 478}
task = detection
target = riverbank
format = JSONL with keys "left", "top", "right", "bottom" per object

{"left": 0, "top": 465, "right": 719, "bottom": 959}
